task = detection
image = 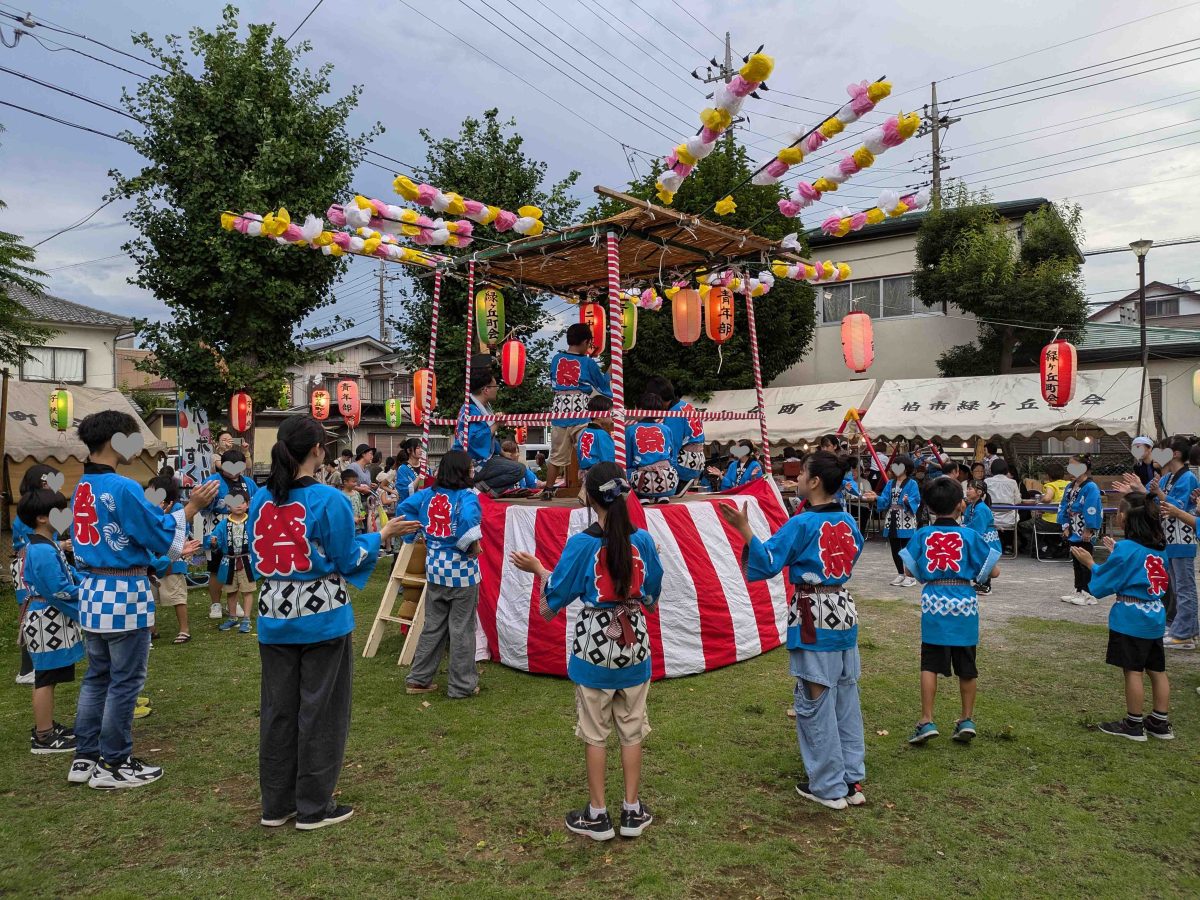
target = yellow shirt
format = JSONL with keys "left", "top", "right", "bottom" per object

{"left": 1041, "top": 479, "right": 1070, "bottom": 523}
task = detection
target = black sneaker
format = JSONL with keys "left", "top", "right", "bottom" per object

{"left": 1097, "top": 717, "right": 1147, "bottom": 742}
{"left": 1145, "top": 717, "right": 1176, "bottom": 741}
{"left": 565, "top": 805, "right": 615, "bottom": 841}
{"left": 88, "top": 756, "right": 164, "bottom": 789}
{"left": 619, "top": 803, "right": 653, "bottom": 837}
{"left": 30, "top": 724, "right": 77, "bottom": 755}
{"left": 296, "top": 804, "right": 354, "bottom": 831}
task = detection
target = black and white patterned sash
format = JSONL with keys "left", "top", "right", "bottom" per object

{"left": 258, "top": 576, "right": 350, "bottom": 620}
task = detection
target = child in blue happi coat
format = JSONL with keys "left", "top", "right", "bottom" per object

{"left": 397, "top": 450, "right": 485, "bottom": 700}
{"left": 1070, "top": 492, "right": 1174, "bottom": 741}
{"left": 546, "top": 323, "right": 612, "bottom": 497}
{"left": 900, "top": 477, "right": 1001, "bottom": 746}
{"left": 626, "top": 393, "right": 678, "bottom": 503}
{"left": 866, "top": 455, "right": 921, "bottom": 587}
{"left": 18, "top": 488, "right": 84, "bottom": 755}
{"left": 834, "top": 457, "right": 861, "bottom": 509}
{"left": 722, "top": 451, "right": 867, "bottom": 811}
{"left": 12, "top": 464, "right": 58, "bottom": 685}
{"left": 511, "top": 462, "right": 663, "bottom": 841}
{"left": 453, "top": 369, "right": 502, "bottom": 465}
{"left": 709, "top": 439, "right": 765, "bottom": 491}
{"left": 962, "top": 479, "right": 1000, "bottom": 594}
{"left": 576, "top": 395, "right": 617, "bottom": 475}
{"left": 644, "top": 375, "right": 705, "bottom": 492}
{"left": 1057, "top": 454, "right": 1104, "bottom": 605}
{"left": 209, "top": 498, "right": 256, "bottom": 635}
{"left": 202, "top": 448, "right": 258, "bottom": 620}
{"left": 147, "top": 475, "right": 192, "bottom": 643}
{"left": 1153, "top": 436, "right": 1198, "bottom": 649}
{"left": 393, "top": 438, "right": 423, "bottom": 500}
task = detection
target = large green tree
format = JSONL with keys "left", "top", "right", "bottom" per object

{"left": 913, "top": 185, "right": 1087, "bottom": 376}
{"left": 594, "top": 139, "right": 815, "bottom": 401}
{"left": 390, "top": 109, "right": 580, "bottom": 416}
{"left": 111, "top": 5, "right": 379, "bottom": 414}
{"left": 0, "top": 126, "right": 56, "bottom": 365}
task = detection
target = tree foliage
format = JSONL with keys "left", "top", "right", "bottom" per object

{"left": 390, "top": 109, "right": 580, "bottom": 416}
{"left": 111, "top": 5, "right": 378, "bottom": 414}
{"left": 594, "top": 139, "right": 816, "bottom": 401}
{"left": 913, "top": 184, "right": 1087, "bottom": 376}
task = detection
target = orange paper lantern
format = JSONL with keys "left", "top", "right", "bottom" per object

{"left": 411, "top": 368, "right": 437, "bottom": 427}
{"left": 1040, "top": 339, "right": 1077, "bottom": 408}
{"left": 310, "top": 388, "right": 330, "bottom": 420}
{"left": 579, "top": 302, "right": 606, "bottom": 356}
{"left": 672, "top": 289, "right": 702, "bottom": 345}
{"left": 500, "top": 339, "right": 527, "bottom": 386}
{"left": 840, "top": 311, "right": 874, "bottom": 373}
{"left": 336, "top": 379, "right": 361, "bottom": 429}
{"left": 704, "top": 287, "right": 736, "bottom": 344}
{"left": 229, "top": 391, "right": 254, "bottom": 433}
{"left": 514, "top": 426, "right": 528, "bottom": 444}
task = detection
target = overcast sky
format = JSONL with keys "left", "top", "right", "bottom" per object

{"left": 2, "top": 0, "right": 1198, "bottom": 341}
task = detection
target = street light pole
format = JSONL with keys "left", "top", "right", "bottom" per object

{"left": 1129, "top": 239, "right": 1153, "bottom": 435}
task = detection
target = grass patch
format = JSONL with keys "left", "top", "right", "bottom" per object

{"left": 0, "top": 572, "right": 1198, "bottom": 897}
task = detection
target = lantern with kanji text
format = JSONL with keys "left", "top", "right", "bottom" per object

{"left": 411, "top": 368, "right": 437, "bottom": 427}
{"left": 579, "top": 302, "right": 606, "bottom": 356}
{"left": 1040, "top": 339, "right": 1077, "bottom": 408}
{"left": 672, "top": 289, "right": 702, "bottom": 346}
{"left": 474, "top": 287, "right": 505, "bottom": 352}
{"left": 704, "top": 287, "right": 735, "bottom": 344}
{"left": 48, "top": 387, "right": 73, "bottom": 432}
{"left": 310, "top": 389, "right": 330, "bottom": 420}
{"left": 229, "top": 391, "right": 253, "bottom": 433}
{"left": 840, "top": 311, "right": 875, "bottom": 373}
{"left": 500, "top": 339, "right": 526, "bottom": 386}
{"left": 336, "top": 379, "right": 361, "bottom": 428}
{"left": 385, "top": 398, "right": 403, "bottom": 428}
{"left": 623, "top": 300, "right": 638, "bottom": 351}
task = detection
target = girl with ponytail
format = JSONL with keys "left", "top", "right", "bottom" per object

{"left": 247, "top": 416, "right": 415, "bottom": 831}
{"left": 510, "top": 462, "right": 664, "bottom": 842}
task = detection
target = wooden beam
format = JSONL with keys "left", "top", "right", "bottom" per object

{"left": 592, "top": 185, "right": 779, "bottom": 254}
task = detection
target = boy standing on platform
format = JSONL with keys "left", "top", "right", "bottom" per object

{"left": 545, "top": 323, "right": 611, "bottom": 497}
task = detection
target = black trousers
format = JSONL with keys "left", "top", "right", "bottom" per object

{"left": 1071, "top": 543, "right": 1093, "bottom": 593}
{"left": 259, "top": 633, "right": 354, "bottom": 821}
{"left": 18, "top": 644, "right": 33, "bottom": 677}
{"left": 889, "top": 534, "right": 906, "bottom": 575}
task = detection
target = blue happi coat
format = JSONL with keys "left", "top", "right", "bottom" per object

{"left": 1087, "top": 539, "right": 1169, "bottom": 639}
{"left": 1159, "top": 467, "right": 1198, "bottom": 559}
{"left": 834, "top": 470, "right": 861, "bottom": 508}
{"left": 720, "top": 459, "right": 764, "bottom": 490}
{"left": 542, "top": 524, "right": 663, "bottom": 689}
{"left": 1057, "top": 479, "right": 1103, "bottom": 543}
{"left": 453, "top": 397, "right": 500, "bottom": 463}
{"left": 151, "top": 502, "right": 189, "bottom": 577}
{"left": 210, "top": 514, "right": 254, "bottom": 586}
{"left": 11, "top": 515, "right": 33, "bottom": 605}
{"left": 21, "top": 535, "right": 85, "bottom": 670}
{"left": 625, "top": 422, "right": 676, "bottom": 470}
{"left": 576, "top": 425, "right": 616, "bottom": 473}
{"left": 962, "top": 500, "right": 1001, "bottom": 555}
{"left": 549, "top": 351, "right": 611, "bottom": 427}
{"left": 664, "top": 400, "right": 706, "bottom": 480}
{"left": 395, "top": 487, "right": 483, "bottom": 588}
{"left": 877, "top": 477, "right": 921, "bottom": 538}
{"left": 900, "top": 521, "right": 1000, "bottom": 647}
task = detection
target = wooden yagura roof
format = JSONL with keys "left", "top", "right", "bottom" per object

{"left": 443, "top": 187, "right": 802, "bottom": 295}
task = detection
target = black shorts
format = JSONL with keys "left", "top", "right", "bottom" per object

{"left": 1106, "top": 631, "right": 1165, "bottom": 673}
{"left": 33, "top": 664, "right": 76, "bottom": 688}
{"left": 920, "top": 643, "right": 978, "bottom": 679}
{"left": 207, "top": 551, "right": 223, "bottom": 574}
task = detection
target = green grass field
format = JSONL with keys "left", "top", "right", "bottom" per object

{"left": 1, "top": 569, "right": 1198, "bottom": 898}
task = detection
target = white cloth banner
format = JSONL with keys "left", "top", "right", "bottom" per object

{"left": 686, "top": 380, "right": 877, "bottom": 445}
{"left": 175, "top": 394, "right": 213, "bottom": 485}
{"left": 863, "top": 367, "right": 1150, "bottom": 439}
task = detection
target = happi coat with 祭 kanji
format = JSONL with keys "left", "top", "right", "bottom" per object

{"left": 395, "top": 487, "right": 483, "bottom": 588}
{"left": 664, "top": 400, "right": 706, "bottom": 480}
{"left": 542, "top": 524, "right": 663, "bottom": 689}
{"left": 247, "top": 477, "right": 381, "bottom": 644}
{"left": 900, "top": 521, "right": 1000, "bottom": 647}
{"left": 743, "top": 503, "right": 864, "bottom": 652}
{"left": 575, "top": 425, "right": 615, "bottom": 473}
{"left": 21, "top": 535, "right": 85, "bottom": 670}
{"left": 71, "top": 463, "right": 188, "bottom": 633}
{"left": 1159, "top": 467, "right": 1198, "bottom": 559}
{"left": 549, "top": 351, "right": 611, "bottom": 427}
{"left": 1087, "top": 539, "right": 1170, "bottom": 639}
{"left": 625, "top": 422, "right": 677, "bottom": 471}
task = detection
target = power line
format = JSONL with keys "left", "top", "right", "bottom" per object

{"left": 624, "top": 0, "right": 712, "bottom": 59}
{"left": 0, "top": 64, "right": 141, "bottom": 121}
{"left": 285, "top": 0, "right": 326, "bottom": 44}
{"left": 0, "top": 99, "right": 131, "bottom": 142}
{"left": 0, "top": 6, "right": 165, "bottom": 72}
{"left": 42, "top": 253, "right": 125, "bottom": 271}
{"left": 1082, "top": 237, "right": 1200, "bottom": 256}
{"left": 14, "top": 28, "right": 150, "bottom": 80}
{"left": 364, "top": 148, "right": 422, "bottom": 173}
{"left": 32, "top": 198, "right": 115, "bottom": 248}
{"left": 667, "top": 0, "right": 722, "bottom": 43}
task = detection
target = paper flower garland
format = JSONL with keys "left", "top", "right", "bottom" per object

{"left": 777, "top": 110, "right": 921, "bottom": 220}
{"left": 618, "top": 287, "right": 664, "bottom": 311}
{"left": 771, "top": 259, "right": 853, "bottom": 284}
{"left": 392, "top": 176, "right": 544, "bottom": 236}
{"left": 818, "top": 187, "right": 932, "bottom": 237}
{"left": 327, "top": 196, "right": 474, "bottom": 248}
{"left": 752, "top": 79, "right": 892, "bottom": 188}
{"left": 655, "top": 52, "right": 775, "bottom": 205}
{"left": 221, "top": 210, "right": 443, "bottom": 269}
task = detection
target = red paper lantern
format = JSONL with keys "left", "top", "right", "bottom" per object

{"left": 579, "top": 302, "right": 606, "bottom": 356}
{"left": 310, "top": 388, "right": 331, "bottom": 421}
{"left": 229, "top": 391, "right": 253, "bottom": 433}
{"left": 1040, "top": 339, "right": 1077, "bottom": 408}
{"left": 411, "top": 368, "right": 436, "bottom": 427}
{"left": 840, "top": 311, "right": 875, "bottom": 373}
{"left": 514, "top": 426, "right": 528, "bottom": 444}
{"left": 704, "top": 287, "right": 736, "bottom": 344}
{"left": 336, "top": 379, "right": 361, "bottom": 429}
{"left": 500, "top": 339, "right": 527, "bottom": 386}
{"left": 672, "top": 289, "right": 702, "bottom": 346}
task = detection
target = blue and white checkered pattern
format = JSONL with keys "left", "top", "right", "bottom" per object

{"left": 79, "top": 574, "right": 155, "bottom": 633}
{"left": 425, "top": 546, "right": 480, "bottom": 588}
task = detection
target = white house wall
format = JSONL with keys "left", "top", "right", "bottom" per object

{"left": 19, "top": 324, "right": 123, "bottom": 390}
{"left": 1080, "top": 358, "right": 1199, "bottom": 437}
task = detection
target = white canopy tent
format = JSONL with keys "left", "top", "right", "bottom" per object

{"left": 862, "top": 368, "right": 1152, "bottom": 440}
{"left": 687, "top": 380, "right": 878, "bottom": 446}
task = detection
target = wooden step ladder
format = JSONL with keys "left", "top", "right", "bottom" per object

{"left": 361, "top": 540, "right": 427, "bottom": 666}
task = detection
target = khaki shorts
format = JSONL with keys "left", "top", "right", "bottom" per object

{"left": 550, "top": 424, "right": 586, "bottom": 468}
{"left": 156, "top": 573, "right": 188, "bottom": 607}
{"left": 222, "top": 568, "right": 256, "bottom": 595}
{"left": 574, "top": 681, "right": 651, "bottom": 747}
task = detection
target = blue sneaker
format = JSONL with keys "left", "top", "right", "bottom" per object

{"left": 952, "top": 719, "right": 977, "bottom": 743}
{"left": 238, "top": 618, "right": 251, "bottom": 634}
{"left": 908, "top": 721, "right": 939, "bottom": 745}
{"left": 218, "top": 617, "right": 239, "bottom": 632}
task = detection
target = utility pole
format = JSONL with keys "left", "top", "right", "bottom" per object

{"left": 693, "top": 32, "right": 748, "bottom": 143}
{"left": 377, "top": 259, "right": 388, "bottom": 345}
{"left": 918, "top": 81, "right": 961, "bottom": 210}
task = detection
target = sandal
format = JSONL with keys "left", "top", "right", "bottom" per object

{"left": 173, "top": 632, "right": 191, "bottom": 644}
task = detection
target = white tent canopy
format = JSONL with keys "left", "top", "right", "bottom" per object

{"left": 862, "top": 368, "right": 1151, "bottom": 440}
{"left": 687, "top": 380, "right": 877, "bottom": 446}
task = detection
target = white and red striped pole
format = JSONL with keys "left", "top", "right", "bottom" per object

{"left": 605, "top": 231, "right": 626, "bottom": 469}
{"left": 420, "top": 270, "right": 442, "bottom": 479}
{"left": 743, "top": 290, "right": 772, "bottom": 476}
{"left": 459, "top": 259, "right": 476, "bottom": 449}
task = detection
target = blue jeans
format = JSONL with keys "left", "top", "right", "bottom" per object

{"left": 1167, "top": 556, "right": 1198, "bottom": 640}
{"left": 73, "top": 628, "right": 151, "bottom": 764}
{"left": 789, "top": 647, "right": 865, "bottom": 801}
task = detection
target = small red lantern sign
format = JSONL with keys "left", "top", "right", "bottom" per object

{"left": 500, "top": 339, "right": 527, "bottom": 387}
{"left": 840, "top": 311, "right": 875, "bottom": 374}
{"left": 579, "top": 302, "right": 606, "bottom": 356}
{"left": 1040, "top": 339, "right": 1077, "bottom": 408}
{"left": 310, "top": 389, "right": 331, "bottom": 421}
{"left": 704, "top": 287, "right": 736, "bottom": 344}
{"left": 229, "top": 391, "right": 253, "bottom": 433}
{"left": 514, "top": 426, "right": 528, "bottom": 444}
{"left": 337, "top": 379, "right": 361, "bottom": 428}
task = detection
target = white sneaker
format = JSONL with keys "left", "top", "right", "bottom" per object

{"left": 1163, "top": 635, "right": 1197, "bottom": 650}
{"left": 1082, "top": 593, "right": 1098, "bottom": 606}
{"left": 88, "top": 757, "right": 163, "bottom": 790}
{"left": 1065, "top": 594, "right": 1089, "bottom": 606}
{"left": 889, "top": 575, "right": 906, "bottom": 586}
{"left": 796, "top": 782, "right": 847, "bottom": 810}
{"left": 209, "top": 602, "right": 222, "bottom": 619}
{"left": 14, "top": 671, "right": 34, "bottom": 685}
{"left": 67, "top": 757, "right": 98, "bottom": 784}
{"left": 901, "top": 577, "right": 917, "bottom": 588}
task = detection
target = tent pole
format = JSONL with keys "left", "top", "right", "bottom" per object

{"left": 459, "top": 261, "right": 476, "bottom": 451}
{"left": 605, "top": 232, "right": 626, "bottom": 469}
{"left": 420, "top": 271, "right": 442, "bottom": 480}
{"left": 743, "top": 292, "right": 771, "bottom": 476}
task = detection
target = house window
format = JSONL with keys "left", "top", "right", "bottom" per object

{"left": 819, "top": 275, "right": 919, "bottom": 322}
{"left": 368, "top": 378, "right": 389, "bottom": 402}
{"left": 20, "top": 346, "right": 86, "bottom": 383}
{"left": 1144, "top": 296, "right": 1179, "bottom": 318}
